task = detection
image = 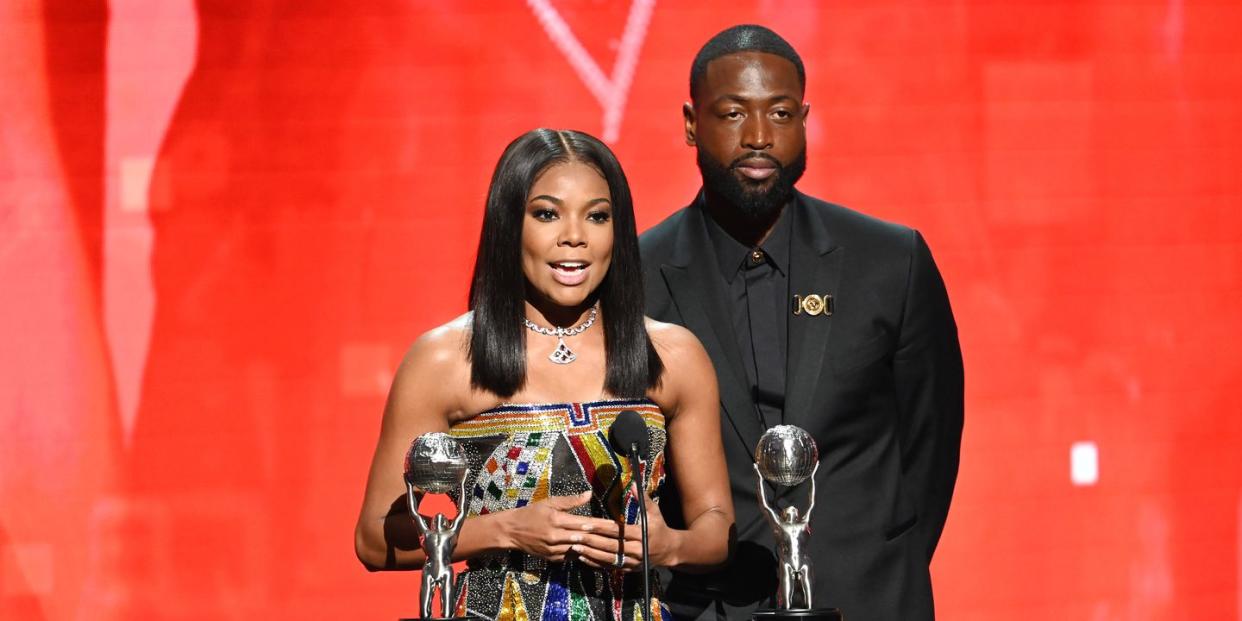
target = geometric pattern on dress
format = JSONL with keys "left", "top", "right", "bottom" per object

{"left": 449, "top": 399, "right": 665, "bottom": 443}
{"left": 656, "top": 596, "right": 672, "bottom": 621}
{"left": 536, "top": 561, "right": 600, "bottom": 621}
{"left": 497, "top": 571, "right": 530, "bottom": 621}
{"left": 468, "top": 430, "right": 560, "bottom": 516}
{"left": 561, "top": 400, "right": 668, "bottom": 529}
{"left": 609, "top": 568, "right": 625, "bottom": 621}
{"left": 541, "top": 562, "right": 570, "bottom": 621}
{"left": 446, "top": 398, "right": 673, "bottom": 621}
{"left": 566, "top": 429, "right": 623, "bottom": 519}
{"left": 569, "top": 567, "right": 595, "bottom": 621}
{"left": 453, "top": 578, "right": 470, "bottom": 618}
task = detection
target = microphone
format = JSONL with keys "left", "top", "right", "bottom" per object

{"left": 609, "top": 409, "right": 650, "bottom": 461}
{"left": 608, "top": 409, "right": 651, "bottom": 617}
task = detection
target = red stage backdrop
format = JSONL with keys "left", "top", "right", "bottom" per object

{"left": 2, "top": 1, "right": 1240, "bottom": 619}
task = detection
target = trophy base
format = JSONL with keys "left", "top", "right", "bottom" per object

{"left": 752, "top": 608, "right": 843, "bottom": 621}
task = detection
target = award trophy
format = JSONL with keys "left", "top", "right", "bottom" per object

{"left": 402, "top": 432, "right": 473, "bottom": 621}
{"left": 751, "top": 425, "right": 843, "bottom": 621}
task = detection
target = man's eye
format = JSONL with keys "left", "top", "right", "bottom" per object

{"left": 773, "top": 110, "right": 792, "bottom": 119}
{"left": 723, "top": 110, "right": 743, "bottom": 120}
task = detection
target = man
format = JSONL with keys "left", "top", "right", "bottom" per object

{"left": 640, "top": 25, "right": 963, "bottom": 621}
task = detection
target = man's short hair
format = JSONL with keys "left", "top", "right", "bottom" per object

{"left": 689, "top": 24, "right": 805, "bottom": 103}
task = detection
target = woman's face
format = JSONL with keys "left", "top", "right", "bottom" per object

{"left": 521, "top": 161, "right": 614, "bottom": 312}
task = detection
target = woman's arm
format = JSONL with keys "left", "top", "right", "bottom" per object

{"left": 354, "top": 324, "right": 498, "bottom": 570}
{"left": 646, "top": 321, "right": 735, "bottom": 571}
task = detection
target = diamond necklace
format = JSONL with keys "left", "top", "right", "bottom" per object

{"left": 523, "top": 306, "right": 598, "bottom": 365}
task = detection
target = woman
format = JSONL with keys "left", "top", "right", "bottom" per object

{"left": 355, "top": 129, "right": 733, "bottom": 620}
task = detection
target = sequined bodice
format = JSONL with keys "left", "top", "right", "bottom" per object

{"left": 445, "top": 398, "right": 672, "bottom": 621}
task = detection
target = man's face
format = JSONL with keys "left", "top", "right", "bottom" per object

{"left": 685, "top": 51, "right": 809, "bottom": 222}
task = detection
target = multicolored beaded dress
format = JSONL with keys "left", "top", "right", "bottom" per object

{"left": 445, "top": 398, "right": 673, "bottom": 621}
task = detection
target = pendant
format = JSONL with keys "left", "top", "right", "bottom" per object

{"left": 549, "top": 337, "right": 576, "bottom": 364}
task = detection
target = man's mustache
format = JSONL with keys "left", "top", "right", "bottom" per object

{"left": 729, "top": 152, "right": 782, "bottom": 170}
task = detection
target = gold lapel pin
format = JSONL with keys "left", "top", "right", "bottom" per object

{"left": 792, "top": 294, "right": 833, "bottom": 316}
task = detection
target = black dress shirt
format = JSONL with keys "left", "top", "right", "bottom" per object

{"left": 703, "top": 204, "right": 794, "bottom": 429}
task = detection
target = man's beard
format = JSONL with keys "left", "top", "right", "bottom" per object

{"left": 696, "top": 147, "right": 806, "bottom": 224}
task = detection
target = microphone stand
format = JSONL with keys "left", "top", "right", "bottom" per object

{"left": 626, "top": 442, "right": 652, "bottom": 619}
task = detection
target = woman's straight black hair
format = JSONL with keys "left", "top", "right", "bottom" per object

{"left": 467, "top": 128, "right": 663, "bottom": 398}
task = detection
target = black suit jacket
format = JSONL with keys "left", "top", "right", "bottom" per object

{"left": 641, "top": 191, "right": 963, "bottom": 621}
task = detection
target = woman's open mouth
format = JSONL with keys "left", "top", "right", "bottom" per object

{"left": 549, "top": 261, "right": 590, "bottom": 286}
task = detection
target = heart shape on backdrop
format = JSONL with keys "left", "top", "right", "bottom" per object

{"left": 525, "top": 0, "right": 657, "bottom": 143}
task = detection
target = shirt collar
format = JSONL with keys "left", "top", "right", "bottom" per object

{"left": 702, "top": 195, "right": 793, "bottom": 283}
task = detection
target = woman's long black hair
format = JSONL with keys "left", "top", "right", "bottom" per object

{"left": 468, "top": 128, "right": 663, "bottom": 398}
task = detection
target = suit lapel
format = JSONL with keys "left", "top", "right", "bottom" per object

{"left": 658, "top": 203, "right": 764, "bottom": 460}
{"left": 784, "top": 193, "right": 842, "bottom": 428}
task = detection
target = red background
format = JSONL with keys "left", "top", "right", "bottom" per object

{"left": 2, "top": 1, "right": 1240, "bottom": 619}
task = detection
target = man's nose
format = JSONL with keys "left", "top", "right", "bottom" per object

{"left": 741, "top": 116, "right": 772, "bottom": 150}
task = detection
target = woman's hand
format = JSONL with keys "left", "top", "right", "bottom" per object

{"left": 501, "top": 491, "right": 618, "bottom": 563}
{"left": 642, "top": 493, "right": 683, "bottom": 568}
{"left": 569, "top": 491, "right": 683, "bottom": 573}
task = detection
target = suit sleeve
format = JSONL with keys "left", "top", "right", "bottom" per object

{"left": 893, "top": 230, "right": 964, "bottom": 561}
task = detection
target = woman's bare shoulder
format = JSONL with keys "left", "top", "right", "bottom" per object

{"left": 644, "top": 317, "right": 716, "bottom": 414}
{"left": 644, "top": 317, "right": 707, "bottom": 363}
{"left": 381, "top": 313, "right": 485, "bottom": 425}
{"left": 392, "top": 313, "right": 472, "bottom": 392}
{"left": 396, "top": 313, "right": 506, "bottom": 421}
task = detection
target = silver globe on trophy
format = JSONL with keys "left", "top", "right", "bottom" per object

{"left": 751, "top": 425, "right": 843, "bottom": 621}
{"left": 402, "top": 432, "right": 473, "bottom": 621}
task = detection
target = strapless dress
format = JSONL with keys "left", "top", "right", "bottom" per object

{"left": 445, "top": 397, "right": 672, "bottom": 621}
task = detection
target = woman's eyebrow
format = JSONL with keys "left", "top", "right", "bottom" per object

{"left": 527, "top": 194, "right": 563, "bottom": 205}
